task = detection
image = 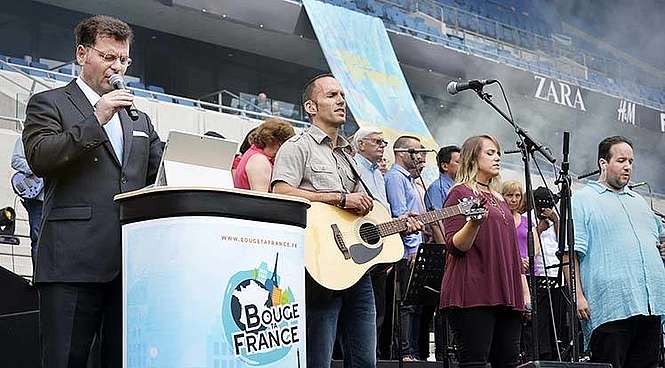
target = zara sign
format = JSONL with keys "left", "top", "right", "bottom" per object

{"left": 534, "top": 75, "right": 587, "bottom": 112}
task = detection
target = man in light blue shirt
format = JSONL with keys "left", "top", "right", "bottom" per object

{"left": 353, "top": 126, "right": 390, "bottom": 211}
{"left": 424, "top": 145, "right": 459, "bottom": 360}
{"left": 384, "top": 135, "right": 427, "bottom": 360}
{"left": 353, "top": 126, "right": 391, "bottom": 358}
{"left": 572, "top": 136, "right": 665, "bottom": 368}
{"left": 11, "top": 136, "right": 44, "bottom": 260}
{"left": 425, "top": 145, "right": 460, "bottom": 211}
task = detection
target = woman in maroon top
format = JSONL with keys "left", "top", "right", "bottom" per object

{"left": 441, "top": 135, "right": 530, "bottom": 368}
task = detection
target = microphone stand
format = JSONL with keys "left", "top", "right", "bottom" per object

{"left": 473, "top": 85, "right": 556, "bottom": 360}
{"left": 554, "top": 131, "right": 580, "bottom": 361}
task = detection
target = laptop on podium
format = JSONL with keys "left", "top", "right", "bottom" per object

{"left": 155, "top": 130, "right": 239, "bottom": 188}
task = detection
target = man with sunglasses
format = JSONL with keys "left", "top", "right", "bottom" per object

{"left": 22, "top": 15, "right": 162, "bottom": 368}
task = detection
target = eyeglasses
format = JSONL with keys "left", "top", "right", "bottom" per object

{"left": 363, "top": 137, "right": 389, "bottom": 147}
{"left": 87, "top": 46, "right": 132, "bottom": 66}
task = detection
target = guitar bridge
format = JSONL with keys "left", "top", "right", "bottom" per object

{"left": 331, "top": 224, "right": 351, "bottom": 260}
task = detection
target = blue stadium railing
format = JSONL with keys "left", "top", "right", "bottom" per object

{"left": 0, "top": 58, "right": 311, "bottom": 128}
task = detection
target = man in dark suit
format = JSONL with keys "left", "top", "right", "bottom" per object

{"left": 22, "top": 15, "right": 162, "bottom": 368}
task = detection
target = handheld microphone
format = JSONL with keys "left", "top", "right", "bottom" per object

{"left": 394, "top": 148, "right": 436, "bottom": 154}
{"left": 446, "top": 79, "right": 497, "bottom": 95}
{"left": 109, "top": 74, "right": 140, "bottom": 121}
{"left": 577, "top": 169, "right": 600, "bottom": 180}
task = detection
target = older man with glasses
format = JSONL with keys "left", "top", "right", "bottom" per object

{"left": 353, "top": 126, "right": 391, "bottom": 358}
{"left": 353, "top": 127, "right": 389, "bottom": 210}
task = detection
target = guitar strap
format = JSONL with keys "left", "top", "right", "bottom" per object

{"left": 339, "top": 149, "right": 377, "bottom": 201}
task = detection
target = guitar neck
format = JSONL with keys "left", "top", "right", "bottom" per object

{"left": 377, "top": 205, "right": 462, "bottom": 237}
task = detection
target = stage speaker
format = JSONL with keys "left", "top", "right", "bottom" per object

{"left": 519, "top": 362, "right": 612, "bottom": 367}
{"left": 0, "top": 267, "right": 39, "bottom": 368}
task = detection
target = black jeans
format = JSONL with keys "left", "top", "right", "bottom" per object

{"left": 396, "top": 258, "right": 422, "bottom": 358}
{"left": 371, "top": 264, "right": 390, "bottom": 358}
{"left": 447, "top": 306, "right": 522, "bottom": 368}
{"left": 589, "top": 315, "right": 662, "bottom": 368}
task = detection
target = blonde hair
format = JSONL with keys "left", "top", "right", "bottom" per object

{"left": 500, "top": 180, "right": 523, "bottom": 197}
{"left": 501, "top": 180, "right": 525, "bottom": 213}
{"left": 455, "top": 135, "right": 502, "bottom": 193}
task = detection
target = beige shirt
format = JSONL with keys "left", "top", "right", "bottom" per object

{"left": 271, "top": 124, "right": 361, "bottom": 194}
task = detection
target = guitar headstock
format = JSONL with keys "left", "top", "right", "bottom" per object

{"left": 458, "top": 197, "right": 487, "bottom": 221}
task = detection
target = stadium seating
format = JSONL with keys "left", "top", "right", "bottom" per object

{"left": 2, "top": 0, "right": 664, "bottom": 110}
{"left": 316, "top": 0, "right": 664, "bottom": 110}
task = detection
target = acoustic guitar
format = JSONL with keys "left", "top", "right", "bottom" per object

{"left": 305, "top": 198, "right": 485, "bottom": 290}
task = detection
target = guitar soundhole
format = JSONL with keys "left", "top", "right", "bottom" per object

{"left": 359, "top": 223, "right": 380, "bottom": 245}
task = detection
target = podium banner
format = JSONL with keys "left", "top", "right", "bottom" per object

{"left": 123, "top": 216, "right": 306, "bottom": 367}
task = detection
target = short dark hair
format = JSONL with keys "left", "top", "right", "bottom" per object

{"left": 302, "top": 73, "right": 334, "bottom": 104}
{"left": 597, "top": 136, "right": 633, "bottom": 169}
{"left": 393, "top": 135, "right": 421, "bottom": 151}
{"left": 436, "top": 145, "right": 460, "bottom": 173}
{"left": 75, "top": 15, "right": 134, "bottom": 48}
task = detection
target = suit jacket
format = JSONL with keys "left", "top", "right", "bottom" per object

{"left": 22, "top": 80, "right": 163, "bottom": 283}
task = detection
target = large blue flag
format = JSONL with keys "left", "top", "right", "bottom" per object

{"left": 303, "top": 0, "right": 437, "bottom": 153}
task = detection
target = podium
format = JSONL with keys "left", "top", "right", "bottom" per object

{"left": 115, "top": 187, "right": 310, "bottom": 368}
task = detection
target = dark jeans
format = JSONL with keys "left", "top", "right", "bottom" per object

{"left": 38, "top": 277, "right": 122, "bottom": 368}
{"left": 447, "top": 306, "right": 522, "bottom": 368}
{"left": 21, "top": 198, "right": 43, "bottom": 260}
{"left": 306, "top": 273, "right": 376, "bottom": 368}
{"left": 418, "top": 303, "right": 436, "bottom": 360}
{"left": 379, "top": 266, "right": 396, "bottom": 360}
{"left": 371, "top": 264, "right": 390, "bottom": 358}
{"left": 396, "top": 258, "right": 422, "bottom": 359}
{"left": 589, "top": 315, "right": 662, "bottom": 368}
{"left": 434, "top": 309, "right": 450, "bottom": 362}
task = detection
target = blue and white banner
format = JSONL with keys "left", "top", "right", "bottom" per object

{"left": 123, "top": 216, "right": 306, "bottom": 368}
{"left": 303, "top": 0, "right": 437, "bottom": 152}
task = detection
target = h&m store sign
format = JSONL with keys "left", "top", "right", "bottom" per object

{"left": 533, "top": 75, "right": 665, "bottom": 133}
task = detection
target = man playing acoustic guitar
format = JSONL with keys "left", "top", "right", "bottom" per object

{"left": 271, "top": 73, "right": 421, "bottom": 367}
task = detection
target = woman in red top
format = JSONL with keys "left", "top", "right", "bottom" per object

{"left": 233, "top": 118, "right": 294, "bottom": 191}
{"left": 441, "top": 135, "right": 530, "bottom": 368}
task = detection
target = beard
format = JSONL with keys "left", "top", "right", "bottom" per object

{"left": 606, "top": 175, "right": 629, "bottom": 190}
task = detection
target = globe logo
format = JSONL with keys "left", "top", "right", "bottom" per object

{"left": 222, "top": 253, "right": 301, "bottom": 366}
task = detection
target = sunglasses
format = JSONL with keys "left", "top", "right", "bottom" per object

{"left": 363, "top": 137, "right": 389, "bottom": 147}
